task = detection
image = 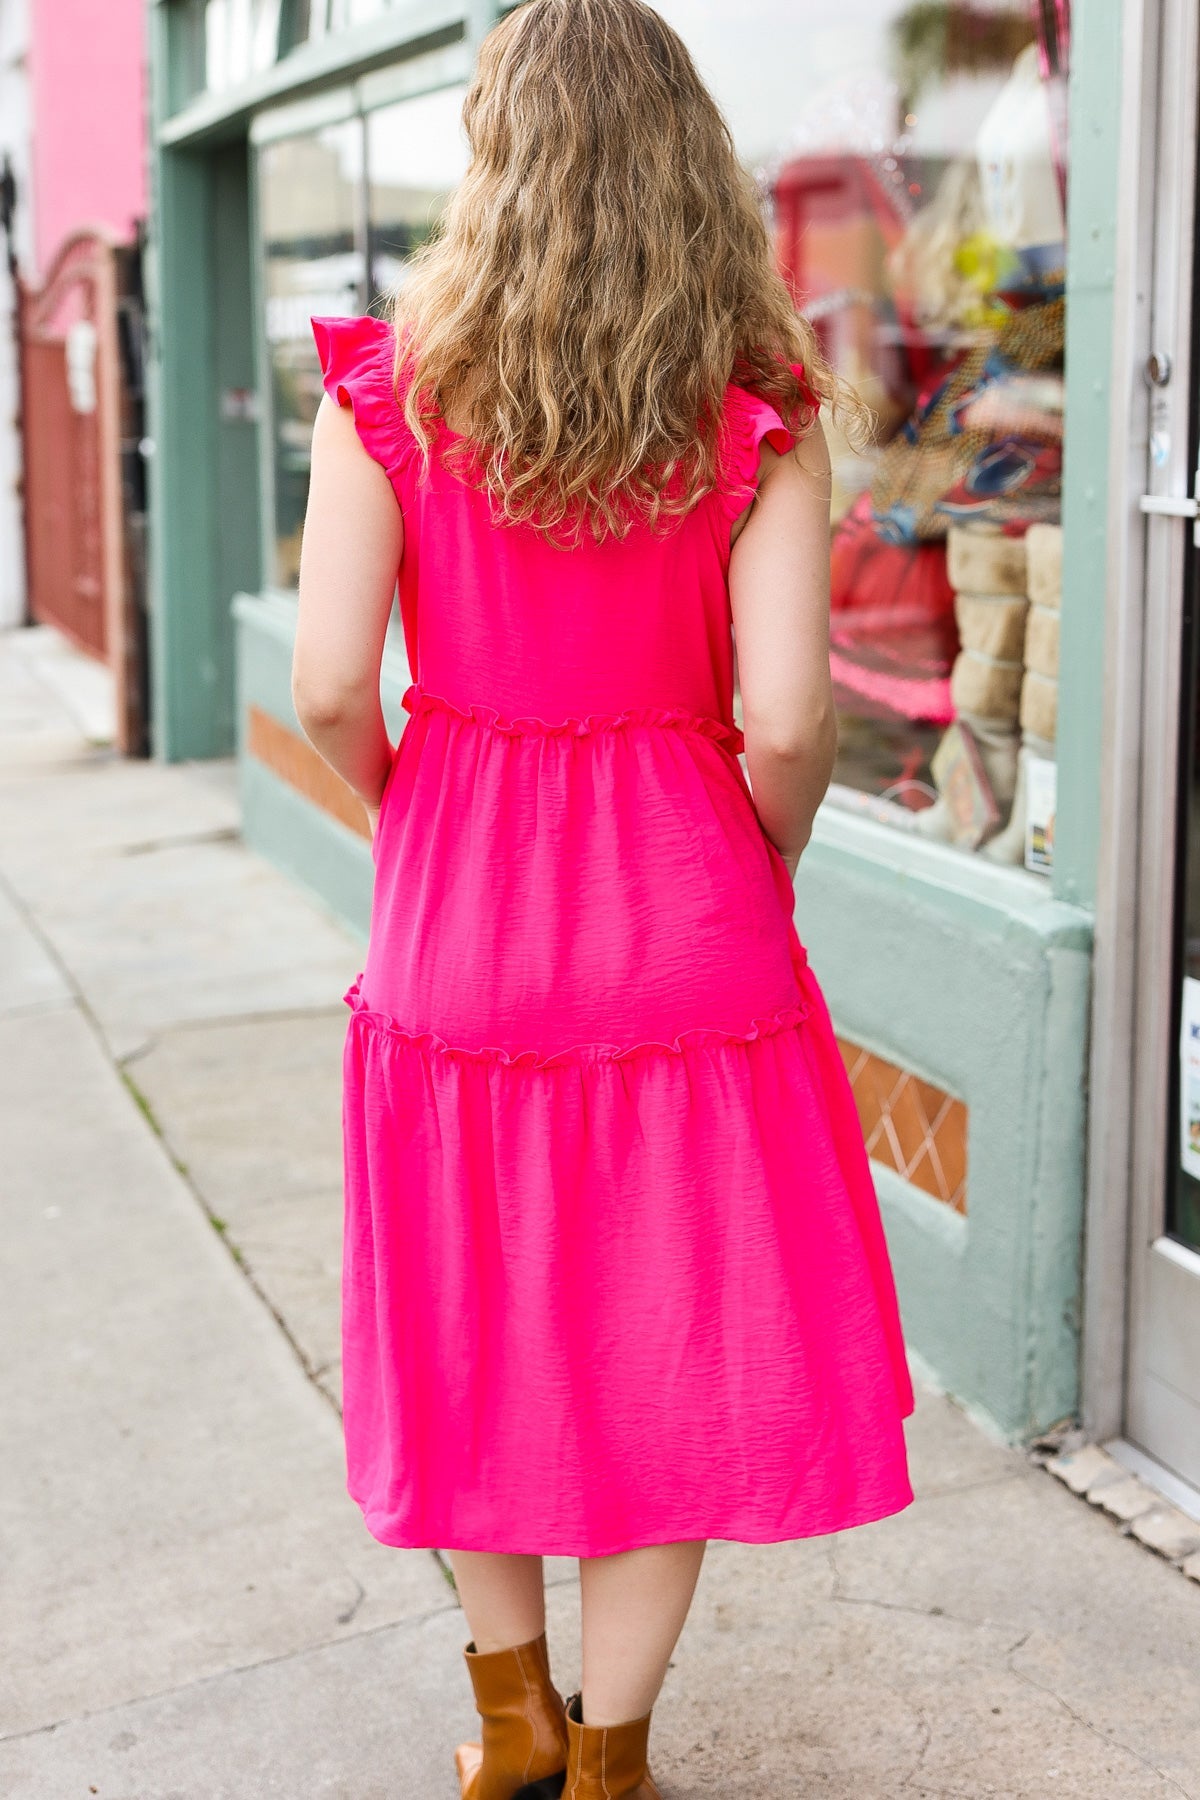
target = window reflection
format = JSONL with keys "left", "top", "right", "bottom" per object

{"left": 256, "top": 86, "right": 467, "bottom": 587}
{"left": 204, "top": 0, "right": 282, "bottom": 90}
{"left": 260, "top": 119, "right": 366, "bottom": 586}
{"left": 661, "top": 0, "right": 1069, "bottom": 867}
{"left": 367, "top": 85, "right": 471, "bottom": 302}
{"left": 329, "top": 0, "right": 392, "bottom": 25}
{"left": 279, "top": 1, "right": 318, "bottom": 51}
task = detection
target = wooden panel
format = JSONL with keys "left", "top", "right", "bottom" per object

{"left": 246, "top": 705, "right": 370, "bottom": 840}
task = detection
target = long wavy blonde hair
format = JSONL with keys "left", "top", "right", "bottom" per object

{"left": 390, "top": 0, "right": 866, "bottom": 544}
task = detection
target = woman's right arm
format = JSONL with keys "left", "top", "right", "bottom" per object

{"left": 728, "top": 419, "right": 838, "bottom": 877}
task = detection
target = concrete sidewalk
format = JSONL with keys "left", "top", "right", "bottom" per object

{"left": 1, "top": 625, "right": 1197, "bottom": 1800}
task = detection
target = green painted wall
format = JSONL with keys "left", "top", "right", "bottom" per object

{"left": 241, "top": 758, "right": 376, "bottom": 939}
{"left": 798, "top": 814, "right": 1092, "bottom": 1440}
{"left": 146, "top": 141, "right": 220, "bottom": 758}
{"left": 147, "top": 131, "right": 258, "bottom": 760}
{"left": 147, "top": 4, "right": 263, "bottom": 761}
{"left": 212, "top": 140, "right": 262, "bottom": 721}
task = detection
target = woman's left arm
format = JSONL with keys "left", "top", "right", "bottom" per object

{"left": 292, "top": 393, "right": 404, "bottom": 833}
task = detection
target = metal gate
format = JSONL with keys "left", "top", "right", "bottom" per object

{"left": 18, "top": 227, "right": 147, "bottom": 753}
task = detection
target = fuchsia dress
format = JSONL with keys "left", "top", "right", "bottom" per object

{"left": 314, "top": 313, "right": 915, "bottom": 1558}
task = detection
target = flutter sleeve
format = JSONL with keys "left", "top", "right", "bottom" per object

{"left": 716, "top": 360, "right": 821, "bottom": 522}
{"left": 310, "top": 313, "right": 410, "bottom": 479}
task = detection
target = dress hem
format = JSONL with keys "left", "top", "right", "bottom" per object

{"left": 350, "top": 1475, "right": 917, "bottom": 1559}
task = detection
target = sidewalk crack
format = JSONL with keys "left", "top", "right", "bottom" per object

{"left": 1005, "top": 1635, "right": 1197, "bottom": 1799}
{"left": 113, "top": 827, "right": 241, "bottom": 857}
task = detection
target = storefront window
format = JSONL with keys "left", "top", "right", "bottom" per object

{"left": 285, "top": 0, "right": 412, "bottom": 46}
{"left": 661, "top": 0, "right": 1069, "bottom": 874}
{"left": 367, "top": 84, "right": 471, "bottom": 301}
{"left": 279, "top": 1, "right": 317, "bottom": 52}
{"left": 328, "top": 0, "right": 393, "bottom": 26}
{"left": 260, "top": 118, "right": 366, "bottom": 585}
{"left": 256, "top": 83, "right": 467, "bottom": 586}
{"left": 204, "top": 0, "right": 283, "bottom": 91}
{"left": 174, "top": 0, "right": 417, "bottom": 98}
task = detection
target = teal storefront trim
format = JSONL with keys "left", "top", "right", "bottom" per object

{"left": 1054, "top": 0, "right": 1125, "bottom": 912}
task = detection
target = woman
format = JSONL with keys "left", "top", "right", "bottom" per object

{"left": 293, "top": 2, "right": 915, "bottom": 1793}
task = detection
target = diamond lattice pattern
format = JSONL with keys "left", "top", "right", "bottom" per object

{"left": 837, "top": 1039, "right": 968, "bottom": 1214}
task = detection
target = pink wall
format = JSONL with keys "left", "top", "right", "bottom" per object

{"left": 30, "top": 0, "right": 147, "bottom": 277}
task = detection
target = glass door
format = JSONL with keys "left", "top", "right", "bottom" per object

{"left": 1124, "top": 0, "right": 1200, "bottom": 1496}
{"left": 1171, "top": 535, "right": 1200, "bottom": 1256}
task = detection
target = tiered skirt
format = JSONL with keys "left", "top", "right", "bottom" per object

{"left": 339, "top": 685, "right": 915, "bottom": 1556}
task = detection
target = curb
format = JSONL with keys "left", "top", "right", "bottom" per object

{"left": 1032, "top": 1438, "right": 1200, "bottom": 1584}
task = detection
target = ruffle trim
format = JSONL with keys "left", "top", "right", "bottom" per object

{"left": 343, "top": 974, "right": 811, "bottom": 1070}
{"left": 311, "top": 313, "right": 418, "bottom": 481}
{"left": 715, "top": 364, "right": 818, "bottom": 523}
{"left": 401, "top": 682, "right": 746, "bottom": 755}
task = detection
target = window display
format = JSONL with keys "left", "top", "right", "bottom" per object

{"left": 659, "top": 0, "right": 1070, "bottom": 871}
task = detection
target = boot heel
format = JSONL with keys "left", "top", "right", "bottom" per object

{"left": 513, "top": 1777, "right": 566, "bottom": 1800}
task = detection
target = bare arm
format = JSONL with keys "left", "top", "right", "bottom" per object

{"left": 728, "top": 418, "right": 837, "bottom": 877}
{"left": 292, "top": 394, "right": 403, "bottom": 834}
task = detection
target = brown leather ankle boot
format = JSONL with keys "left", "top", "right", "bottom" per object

{"left": 455, "top": 1631, "right": 569, "bottom": 1800}
{"left": 563, "top": 1691, "right": 663, "bottom": 1799}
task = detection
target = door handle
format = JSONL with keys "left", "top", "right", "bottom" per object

{"left": 1139, "top": 494, "right": 1199, "bottom": 517}
{"left": 1140, "top": 464, "right": 1200, "bottom": 544}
